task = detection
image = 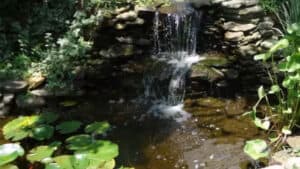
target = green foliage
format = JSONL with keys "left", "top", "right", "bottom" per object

{"left": 246, "top": 24, "right": 300, "bottom": 160}
{"left": 0, "top": 143, "right": 24, "bottom": 166}
{"left": 259, "top": 0, "right": 281, "bottom": 12}
{"left": 244, "top": 139, "right": 270, "bottom": 160}
{"left": 3, "top": 113, "right": 58, "bottom": 141}
{"left": 275, "top": 0, "right": 300, "bottom": 32}
{"left": 26, "top": 142, "right": 61, "bottom": 163}
{"left": 0, "top": 113, "right": 124, "bottom": 169}
{"left": 85, "top": 121, "right": 110, "bottom": 134}
{"left": 56, "top": 121, "right": 82, "bottom": 134}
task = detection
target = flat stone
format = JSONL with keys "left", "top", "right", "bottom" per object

{"left": 287, "top": 136, "right": 300, "bottom": 149}
{"left": 3, "top": 94, "right": 15, "bottom": 105}
{"left": 218, "top": 118, "right": 259, "bottom": 138}
{"left": 0, "top": 81, "right": 28, "bottom": 93}
{"left": 272, "top": 150, "right": 293, "bottom": 164}
{"left": 261, "top": 165, "right": 283, "bottom": 169}
{"left": 239, "top": 5, "right": 264, "bottom": 16}
{"left": 116, "top": 11, "right": 138, "bottom": 21}
{"left": 237, "top": 44, "right": 258, "bottom": 56}
{"left": 284, "top": 157, "right": 300, "bottom": 169}
{"left": 27, "top": 73, "right": 46, "bottom": 90}
{"left": 0, "top": 106, "right": 10, "bottom": 116}
{"left": 222, "top": 21, "right": 256, "bottom": 32}
{"left": 29, "top": 88, "right": 85, "bottom": 97}
{"left": 242, "top": 32, "right": 261, "bottom": 44}
{"left": 225, "top": 31, "right": 244, "bottom": 42}
{"left": 257, "top": 21, "right": 275, "bottom": 30}
{"left": 191, "top": 64, "right": 225, "bottom": 82}
{"left": 16, "top": 95, "right": 46, "bottom": 108}
{"left": 260, "top": 39, "right": 277, "bottom": 49}
{"left": 221, "top": 0, "right": 259, "bottom": 9}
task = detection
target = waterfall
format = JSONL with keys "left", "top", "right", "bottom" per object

{"left": 143, "top": 3, "right": 202, "bottom": 122}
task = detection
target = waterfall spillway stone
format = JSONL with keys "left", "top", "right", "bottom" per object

{"left": 144, "top": 4, "right": 202, "bottom": 122}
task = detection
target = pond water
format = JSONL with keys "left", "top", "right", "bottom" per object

{"left": 11, "top": 93, "right": 262, "bottom": 169}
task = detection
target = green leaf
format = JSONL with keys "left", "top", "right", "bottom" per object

{"left": 254, "top": 118, "right": 270, "bottom": 130}
{"left": 0, "top": 143, "right": 24, "bottom": 166}
{"left": 3, "top": 116, "right": 39, "bottom": 141}
{"left": 244, "top": 139, "right": 269, "bottom": 160}
{"left": 75, "top": 140, "right": 119, "bottom": 162}
{"left": 31, "top": 125, "right": 54, "bottom": 140}
{"left": 39, "top": 112, "right": 59, "bottom": 124}
{"left": 56, "top": 121, "right": 82, "bottom": 134}
{"left": 258, "top": 86, "right": 266, "bottom": 100}
{"left": 65, "top": 134, "right": 93, "bottom": 151}
{"left": 85, "top": 121, "right": 110, "bottom": 135}
{"left": 254, "top": 53, "right": 271, "bottom": 61}
{"left": 269, "top": 39, "right": 289, "bottom": 54}
{"left": 282, "top": 126, "right": 292, "bottom": 135}
{"left": 0, "top": 164, "right": 19, "bottom": 169}
{"left": 269, "top": 85, "right": 280, "bottom": 94}
{"left": 26, "top": 142, "right": 61, "bottom": 163}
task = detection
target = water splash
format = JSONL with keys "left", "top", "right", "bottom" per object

{"left": 144, "top": 3, "right": 202, "bottom": 122}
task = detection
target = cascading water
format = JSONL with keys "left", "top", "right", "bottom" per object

{"left": 143, "top": 2, "right": 202, "bottom": 122}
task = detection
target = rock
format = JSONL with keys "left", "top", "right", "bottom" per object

{"left": 224, "top": 97, "right": 247, "bottom": 116}
{"left": 287, "top": 136, "right": 300, "bottom": 149}
{"left": 237, "top": 44, "right": 258, "bottom": 56}
{"left": 242, "top": 32, "right": 261, "bottom": 44}
{"left": 284, "top": 157, "right": 300, "bottom": 169}
{"left": 27, "top": 72, "right": 46, "bottom": 90}
{"left": 238, "top": 5, "right": 264, "bottom": 16}
{"left": 99, "top": 44, "right": 143, "bottom": 59}
{"left": 30, "top": 88, "right": 85, "bottom": 97}
{"left": 261, "top": 165, "right": 283, "bottom": 169}
{"left": 257, "top": 21, "right": 275, "bottom": 30}
{"left": 116, "top": 11, "right": 138, "bottom": 21}
{"left": 0, "top": 80, "right": 28, "bottom": 93}
{"left": 221, "top": 0, "right": 259, "bottom": 9}
{"left": 260, "top": 30, "right": 274, "bottom": 38}
{"left": 200, "top": 52, "right": 231, "bottom": 67}
{"left": 0, "top": 106, "right": 10, "bottom": 116}
{"left": 3, "top": 94, "right": 14, "bottom": 105}
{"left": 260, "top": 39, "right": 277, "bottom": 49}
{"left": 272, "top": 150, "right": 293, "bottom": 164}
{"left": 222, "top": 22, "right": 256, "bottom": 32}
{"left": 191, "top": 64, "right": 225, "bottom": 82}
{"left": 16, "top": 95, "right": 46, "bottom": 108}
{"left": 225, "top": 31, "right": 244, "bottom": 42}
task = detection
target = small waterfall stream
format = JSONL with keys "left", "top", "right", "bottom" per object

{"left": 143, "top": 2, "right": 202, "bottom": 122}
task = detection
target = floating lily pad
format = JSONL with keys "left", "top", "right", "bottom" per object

{"left": 26, "top": 142, "right": 61, "bottom": 163}
{"left": 60, "top": 101, "right": 78, "bottom": 107}
{"left": 66, "top": 135, "right": 93, "bottom": 151}
{"left": 3, "top": 116, "right": 39, "bottom": 141}
{"left": 0, "top": 164, "right": 19, "bottom": 169}
{"left": 85, "top": 121, "right": 110, "bottom": 135}
{"left": 244, "top": 139, "right": 269, "bottom": 160}
{"left": 31, "top": 125, "right": 54, "bottom": 141}
{"left": 75, "top": 140, "right": 119, "bottom": 162}
{"left": 56, "top": 121, "right": 82, "bottom": 134}
{"left": 0, "top": 143, "right": 24, "bottom": 166}
{"left": 39, "top": 112, "right": 59, "bottom": 124}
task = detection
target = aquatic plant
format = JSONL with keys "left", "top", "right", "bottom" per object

{"left": 0, "top": 113, "right": 132, "bottom": 169}
{"left": 244, "top": 23, "right": 300, "bottom": 159}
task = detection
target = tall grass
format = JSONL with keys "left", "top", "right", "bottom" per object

{"left": 276, "top": 0, "right": 300, "bottom": 32}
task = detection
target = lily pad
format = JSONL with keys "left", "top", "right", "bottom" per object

{"left": 75, "top": 140, "right": 119, "bottom": 162}
{"left": 244, "top": 139, "right": 269, "bottom": 160}
{"left": 26, "top": 142, "right": 61, "bottom": 163}
{"left": 39, "top": 112, "right": 59, "bottom": 124}
{"left": 56, "top": 121, "right": 82, "bottom": 134}
{"left": 31, "top": 125, "right": 54, "bottom": 140}
{"left": 0, "top": 164, "right": 19, "bottom": 169}
{"left": 85, "top": 121, "right": 110, "bottom": 135}
{"left": 0, "top": 143, "right": 24, "bottom": 166}
{"left": 3, "top": 116, "right": 39, "bottom": 141}
{"left": 60, "top": 101, "right": 78, "bottom": 107}
{"left": 66, "top": 135, "right": 93, "bottom": 151}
